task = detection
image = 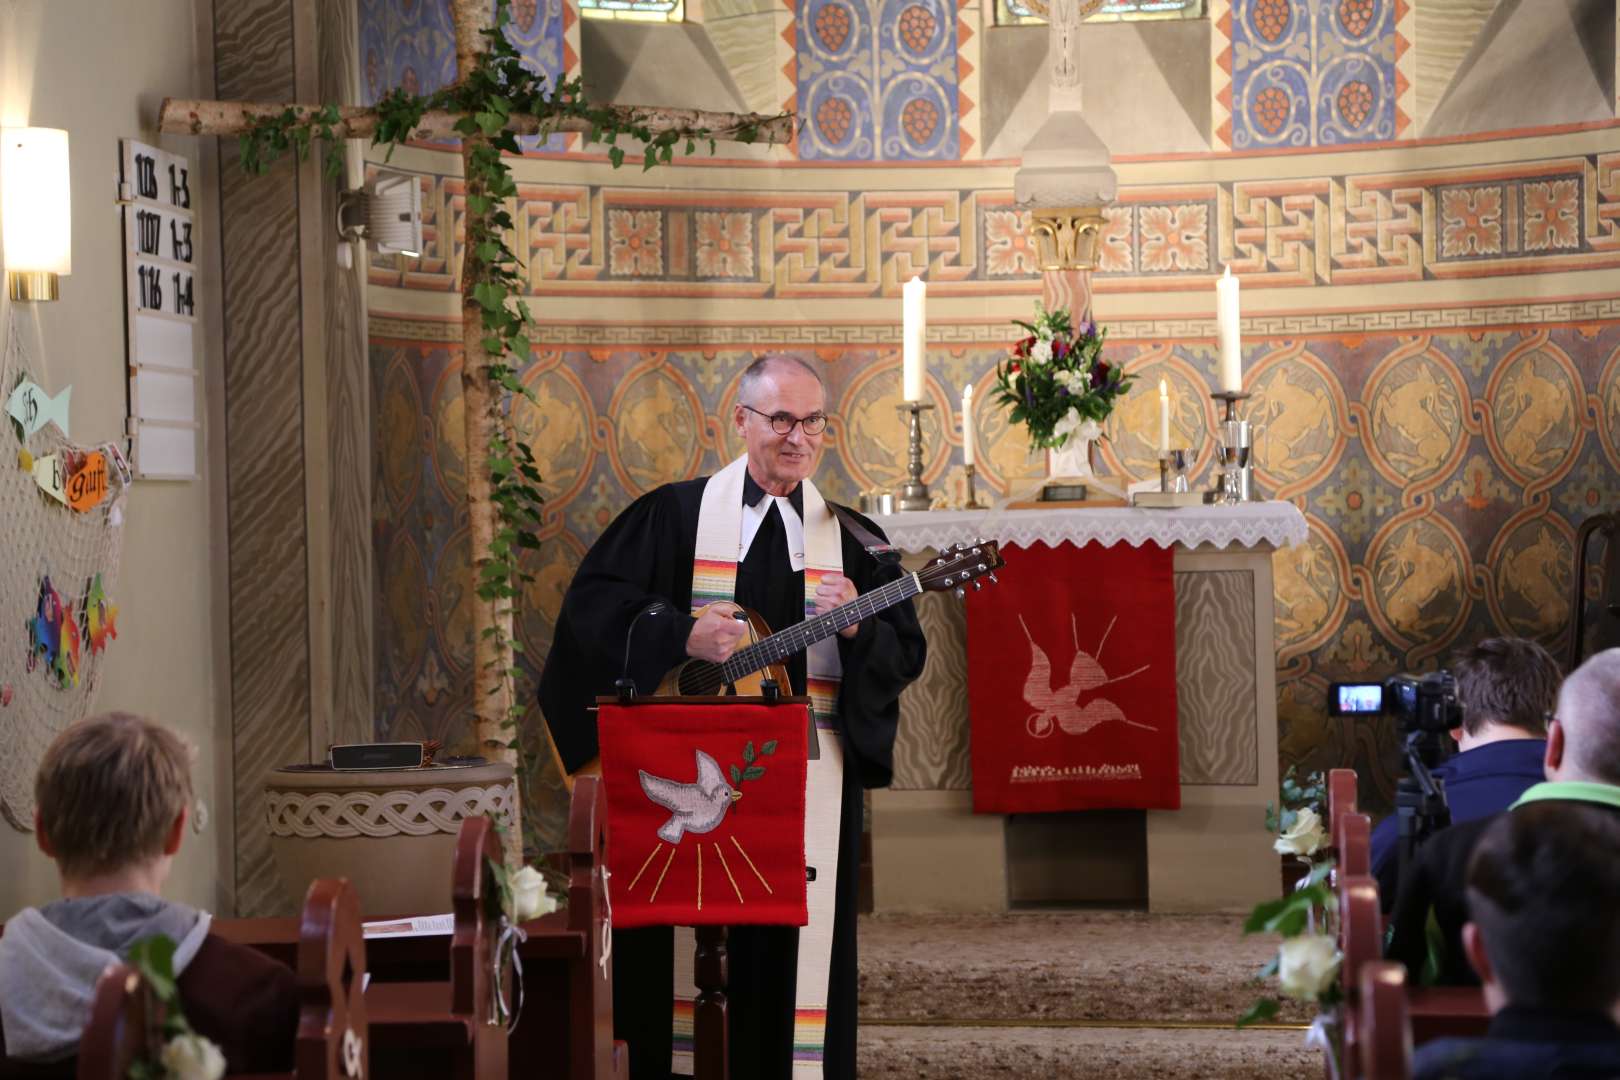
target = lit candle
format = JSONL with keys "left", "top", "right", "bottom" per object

{"left": 902, "top": 276, "right": 927, "bottom": 401}
{"left": 962, "top": 383, "right": 975, "bottom": 467}
{"left": 1158, "top": 378, "right": 1170, "bottom": 455}
{"left": 1216, "top": 265, "right": 1242, "bottom": 393}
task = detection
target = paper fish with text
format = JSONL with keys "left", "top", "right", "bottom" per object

{"left": 31, "top": 452, "right": 68, "bottom": 505}
{"left": 84, "top": 573, "right": 118, "bottom": 655}
{"left": 6, "top": 379, "right": 70, "bottom": 439}
{"left": 1020, "top": 614, "right": 1155, "bottom": 738}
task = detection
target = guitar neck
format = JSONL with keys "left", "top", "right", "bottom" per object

{"left": 719, "top": 571, "right": 921, "bottom": 684}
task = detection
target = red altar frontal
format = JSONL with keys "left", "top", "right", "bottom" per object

{"left": 966, "top": 540, "right": 1180, "bottom": 814}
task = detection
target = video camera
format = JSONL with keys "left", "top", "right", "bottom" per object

{"left": 1329, "top": 672, "right": 1460, "bottom": 872}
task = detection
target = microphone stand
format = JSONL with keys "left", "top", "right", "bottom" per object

{"left": 615, "top": 601, "right": 670, "bottom": 703}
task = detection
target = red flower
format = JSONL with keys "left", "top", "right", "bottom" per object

{"left": 1020, "top": 335, "right": 1036, "bottom": 352}
{"left": 1090, "top": 359, "right": 1111, "bottom": 390}
{"left": 1053, "top": 337, "right": 1069, "bottom": 359}
{"left": 1009, "top": 362, "right": 1021, "bottom": 375}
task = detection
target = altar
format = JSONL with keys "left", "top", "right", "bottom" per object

{"left": 873, "top": 501, "right": 1307, "bottom": 915}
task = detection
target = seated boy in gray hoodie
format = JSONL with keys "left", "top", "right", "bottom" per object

{"left": 0, "top": 712, "right": 297, "bottom": 1074}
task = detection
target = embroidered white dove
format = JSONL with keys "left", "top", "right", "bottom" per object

{"left": 639, "top": 750, "right": 741, "bottom": 844}
{"left": 1020, "top": 614, "right": 1157, "bottom": 738}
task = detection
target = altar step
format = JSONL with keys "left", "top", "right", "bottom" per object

{"left": 855, "top": 910, "right": 1318, "bottom": 1077}
{"left": 857, "top": 911, "right": 1310, "bottom": 1026}
{"left": 858, "top": 1023, "right": 1317, "bottom": 1079}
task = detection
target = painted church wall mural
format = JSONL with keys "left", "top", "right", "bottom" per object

{"left": 359, "top": 0, "right": 1620, "bottom": 845}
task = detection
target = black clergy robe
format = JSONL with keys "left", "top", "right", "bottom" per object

{"left": 539, "top": 473, "right": 927, "bottom": 1080}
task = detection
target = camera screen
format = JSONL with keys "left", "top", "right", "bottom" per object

{"left": 1331, "top": 682, "right": 1383, "bottom": 716}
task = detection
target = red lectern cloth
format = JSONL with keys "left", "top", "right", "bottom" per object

{"left": 967, "top": 541, "right": 1180, "bottom": 813}
{"left": 598, "top": 701, "right": 809, "bottom": 928}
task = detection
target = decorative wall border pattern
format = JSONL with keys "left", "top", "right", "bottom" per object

{"left": 369, "top": 295, "right": 1620, "bottom": 347}
{"left": 366, "top": 151, "right": 1620, "bottom": 297}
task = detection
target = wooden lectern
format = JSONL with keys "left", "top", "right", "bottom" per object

{"left": 596, "top": 693, "right": 812, "bottom": 1080}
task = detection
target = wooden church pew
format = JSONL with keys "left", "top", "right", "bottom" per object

{"left": 1335, "top": 871, "right": 1489, "bottom": 1069}
{"left": 1357, "top": 961, "right": 1412, "bottom": 1080}
{"left": 1338, "top": 811, "right": 1371, "bottom": 882}
{"left": 1327, "top": 769, "right": 1358, "bottom": 854}
{"left": 215, "top": 777, "right": 624, "bottom": 1079}
{"left": 77, "top": 877, "right": 367, "bottom": 1080}
{"left": 362, "top": 816, "right": 508, "bottom": 1079}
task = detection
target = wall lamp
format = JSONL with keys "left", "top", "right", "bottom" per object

{"left": 2, "top": 127, "right": 71, "bottom": 302}
{"left": 335, "top": 167, "right": 422, "bottom": 269}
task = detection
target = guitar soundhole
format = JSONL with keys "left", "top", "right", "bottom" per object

{"left": 678, "top": 662, "right": 724, "bottom": 695}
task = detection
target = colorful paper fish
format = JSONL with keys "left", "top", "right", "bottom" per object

{"left": 65, "top": 450, "right": 108, "bottom": 512}
{"left": 84, "top": 573, "right": 118, "bottom": 655}
{"left": 25, "top": 576, "right": 79, "bottom": 690}
{"left": 6, "top": 379, "right": 71, "bottom": 439}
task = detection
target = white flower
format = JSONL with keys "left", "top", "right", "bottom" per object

{"left": 1273, "top": 806, "right": 1327, "bottom": 857}
{"left": 511, "top": 864, "right": 558, "bottom": 922}
{"left": 1276, "top": 933, "right": 1340, "bottom": 1002}
{"left": 1028, "top": 338, "right": 1053, "bottom": 365}
{"left": 1062, "top": 369, "right": 1089, "bottom": 396}
{"left": 161, "top": 1033, "right": 226, "bottom": 1080}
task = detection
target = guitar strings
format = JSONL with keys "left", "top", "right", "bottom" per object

{"left": 676, "top": 573, "right": 920, "bottom": 696}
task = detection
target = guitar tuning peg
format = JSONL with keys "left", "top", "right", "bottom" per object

{"left": 972, "top": 580, "right": 983, "bottom": 591}
{"left": 954, "top": 586, "right": 966, "bottom": 600}
{"left": 988, "top": 572, "right": 998, "bottom": 584}
{"left": 978, "top": 563, "right": 987, "bottom": 572}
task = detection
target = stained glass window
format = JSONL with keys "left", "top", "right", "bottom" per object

{"left": 996, "top": 0, "right": 1204, "bottom": 27}
{"left": 579, "top": 0, "right": 684, "bottom": 21}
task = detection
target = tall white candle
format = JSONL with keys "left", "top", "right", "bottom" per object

{"left": 1216, "top": 265, "right": 1242, "bottom": 393}
{"left": 902, "top": 276, "right": 927, "bottom": 401}
{"left": 1158, "top": 378, "right": 1170, "bottom": 455}
{"left": 961, "top": 383, "right": 975, "bottom": 467}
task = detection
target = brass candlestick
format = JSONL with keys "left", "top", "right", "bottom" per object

{"left": 964, "top": 463, "right": 984, "bottom": 509}
{"left": 894, "top": 401, "right": 935, "bottom": 511}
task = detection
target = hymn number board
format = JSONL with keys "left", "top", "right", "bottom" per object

{"left": 120, "top": 139, "right": 198, "bottom": 480}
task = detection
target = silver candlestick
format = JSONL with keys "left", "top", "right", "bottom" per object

{"left": 894, "top": 401, "right": 935, "bottom": 511}
{"left": 1211, "top": 391, "right": 1254, "bottom": 503}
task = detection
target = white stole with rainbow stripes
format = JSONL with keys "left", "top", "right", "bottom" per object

{"left": 672, "top": 453, "right": 845, "bottom": 1077}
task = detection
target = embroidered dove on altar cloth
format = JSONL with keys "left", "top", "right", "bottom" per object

{"left": 639, "top": 750, "right": 741, "bottom": 844}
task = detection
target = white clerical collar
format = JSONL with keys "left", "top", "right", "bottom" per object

{"left": 739, "top": 493, "right": 806, "bottom": 571}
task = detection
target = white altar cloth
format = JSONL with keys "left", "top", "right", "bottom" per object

{"left": 873, "top": 500, "right": 1308, "bottom": 554}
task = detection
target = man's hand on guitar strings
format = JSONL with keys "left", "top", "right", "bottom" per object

{"left": 686, "top": 604, "right": 748, "bottom": 662}
{"left": 815, "top": 573, "right": 861, "bottom": 638}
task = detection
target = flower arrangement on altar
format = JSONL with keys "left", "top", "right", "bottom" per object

{"left": 991, "top": 303, "right": 1132, "bottom": 450}
{"left": 1239, "top": 767, "right": 1346, "bottom": 1076}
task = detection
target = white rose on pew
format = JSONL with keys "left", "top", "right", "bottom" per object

{"left": 1276, "top": 933, "right": 1340, "bottom": 1002}
{"left": 1272, "top": 806, "right": 1327, "bottom": 857}
{"left": 512, "top": 864, "right": 558, "bottom": 921}
{"left": 161, "top": 1033, "right": 226, "bottom": 1080}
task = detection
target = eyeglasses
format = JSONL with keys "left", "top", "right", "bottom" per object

{"left": 740, "top": 404, "right": 828, "bottom": 436}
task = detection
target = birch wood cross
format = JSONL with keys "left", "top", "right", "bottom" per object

{"left": 161, "top": 0, "right": 793, "bottom": 863}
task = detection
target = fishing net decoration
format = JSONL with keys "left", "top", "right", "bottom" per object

{"left": 0, "top": 307, "right": 129, "bottom": 831}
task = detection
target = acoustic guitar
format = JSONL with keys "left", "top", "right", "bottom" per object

{"left": 575, "top": 540, "right": 1004, "bottom": 777}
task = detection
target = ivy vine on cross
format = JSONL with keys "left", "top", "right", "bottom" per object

{"left": 159, "top": 0, "right": 795, "bottom": 866}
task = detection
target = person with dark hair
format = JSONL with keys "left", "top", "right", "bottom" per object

{"left": 0, "top": 713, "right": 297, "bottom": 1075}
{"left": 1413, "top": 796, "right": 1620, "bottom": 1079}
{"left": 1390, "top": 648, "right": 1620, "bottom": 987}
{"left": 1371, "top": 636, "right": 1561, "bottom": 908}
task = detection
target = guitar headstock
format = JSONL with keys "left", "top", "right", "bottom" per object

{"left": 918, "top": 540, "right": 1005, "bottom": 599}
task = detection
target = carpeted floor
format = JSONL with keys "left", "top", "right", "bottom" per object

{"left": 856, "top": 912, "right": 1319, "bottom": 1078}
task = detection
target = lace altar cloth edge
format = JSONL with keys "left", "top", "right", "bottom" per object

{"left": 874, "top": 500, "right": 1308, "bottom": 553}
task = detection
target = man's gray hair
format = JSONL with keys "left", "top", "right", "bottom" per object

{"left": 737, "top": 354, "right": 824, "bottom": 407}
{"left": 1558, "top": 648, "right": 1620, "bottom": 784}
